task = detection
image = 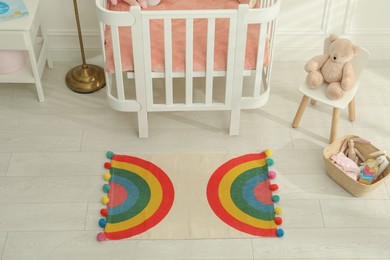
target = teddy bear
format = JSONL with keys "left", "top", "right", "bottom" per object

{"left": 304, "top": 34, "right": 360, "bottom": 100}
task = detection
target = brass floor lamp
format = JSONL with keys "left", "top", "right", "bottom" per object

{"left": 66, "top": 0, "right": 105, "bottom": 93}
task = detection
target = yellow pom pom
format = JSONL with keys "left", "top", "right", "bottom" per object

{"left": 103, "top": 172, "right": 111, "bottom": 181}
{"left": 274, "top": 207, "right": 282, "bottom": 215}
{"left": 101, "top": 196, "right": 109, "bottom": 205}
{"left": 265, "top": 149, "right": 272, "bottom": 157}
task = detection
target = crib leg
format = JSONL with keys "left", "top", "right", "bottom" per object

{"left": 229, "top": 109, "right": 241, "bottom": 136}
{"left": 137, "top": 110, "right": 149, "bottom": 138}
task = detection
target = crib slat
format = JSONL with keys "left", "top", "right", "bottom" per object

{"left": 185, "top": 19, "right": 194, "bottom": 105}
{"left": 205, "top": 18, "right": 215, "bottom": 105}
{"left": 246, "top": 0, "right": 280, "bottom": 24}
{"left": 131, "top": 7, "right": 149, "bottom": 138}
{"left": 111, "top": 26, "right": 125, "bottom": 101}
{"left": 225, "top": 17, "right": 237, "bottom": 107}
{"left": 142, "top": 19, "right": 154, "bottom": 108}
{"left": 230, "top": 5, "right": 249, "bottom": 136}
{"left": 164, "top": 19, "right": 173, "bottom": 105}
{"left": 253, "top": 25, "right": 267, "bottom": 96}
{"left": 98, "top": 21, "right": 111, "bottom": 94}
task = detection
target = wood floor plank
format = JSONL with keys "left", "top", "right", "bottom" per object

{"left": 0, "top": 130, "right": 82, "bottom": 152}
{"left": 7, "top": 152, "right": 106, "bottom": 176}
{"left": 271, "top": 149, "right": 324, "bottom": 174}
{"left": 0, "top": 153, "right": 10, "bottom": 176}
{"left": 0, "top": 176, "right": 102, "bottom": 203}
{"left": 281, "top": 200, "right": 324, "bottom": 228}
{"left": 0, "top": 107, "right": 135, "bottom": 131}
{"left": 82, "top": 127, "right": 293, "bottom": 153}
{"left": 278, "top": 173, "right": 390, "bottom": 200}
{"left": 3, "top": 231, "right": 254, "bottom": 260}
{"left": 0, "top": 203, "right": 87, "bottom": 231}
{"left": 0, "top": 86, "right": 13, "bottom": 107}
{"left": 0, "top": 232, "right": 6, "bottom": 258}
{"left": 252, "top": 228, "right": 390, "bottom": 259}
{"left": 291, "top": 126, "right": 390, "bottom": 151}
{"left": 321, "top": 200, "right": 390, "bottom": 227}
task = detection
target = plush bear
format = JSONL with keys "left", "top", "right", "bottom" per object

{"left": 305, "top": 34, "right": 360, "bottom": 100}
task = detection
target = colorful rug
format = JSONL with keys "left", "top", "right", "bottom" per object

{"left": 97, "top": 150, "right": 283, "bottom": 241}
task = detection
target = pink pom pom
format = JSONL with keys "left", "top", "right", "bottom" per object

{"left": 96, "top": 232, "right": 105, "bottom": 241}
{"left": 268, "top": 171, "right": 277, "bottom": 179}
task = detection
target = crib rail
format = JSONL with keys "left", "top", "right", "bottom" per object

{"left": 95, "top": 0, "right": 280, "bottom": 137}
{"left": 137, "top": 8, "right": 239, "bottom": 112}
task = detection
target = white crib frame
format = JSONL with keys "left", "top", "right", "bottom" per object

{"left": 95, "top": 0, "right": 280, "bottom": 138}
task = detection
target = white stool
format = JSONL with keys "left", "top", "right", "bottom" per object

{"left": 292, "top": 37, "right": 370, "bottom": 143}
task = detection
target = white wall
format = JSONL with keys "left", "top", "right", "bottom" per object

{"left": 274, "top": 0, "right": 390, "bottom": 60}
{"left": 41, "top": 0, "right": 390, "bottom": 62}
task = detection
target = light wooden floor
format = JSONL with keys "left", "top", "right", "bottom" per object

{"left": 0, "top": 61, "right": 389, "bottom": 259}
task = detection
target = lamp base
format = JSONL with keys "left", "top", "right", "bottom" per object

{"left": 65, "top": 64, "right": 106, "bottom": 93}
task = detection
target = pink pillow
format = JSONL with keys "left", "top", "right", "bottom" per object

{"left": 0, "top": 51, "right": 26, "bottom": 74}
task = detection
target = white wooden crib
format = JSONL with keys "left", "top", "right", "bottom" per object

{"left": 95, "top": 0, "right": 280, "bottom": 138}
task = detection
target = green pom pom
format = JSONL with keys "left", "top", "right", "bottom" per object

{"left": 106, "top": 151, "right": 114, "bottom": 159}
{"left": 272, "top": 195, "right": 280, "bottom": 202}
{"left": 103, "top": 184, "right": 110, "bottom": 193}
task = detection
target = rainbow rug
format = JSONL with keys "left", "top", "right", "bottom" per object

{"left": 97, "top": 150, "right": 284, "bottom": 241}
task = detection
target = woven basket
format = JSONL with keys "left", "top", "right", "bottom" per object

{"left": 323, "top": 135, "right": 390, "bottom": 197}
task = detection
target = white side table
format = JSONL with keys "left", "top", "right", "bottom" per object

{"left": 0, "top": 0, "right": 52, "bottom": 102}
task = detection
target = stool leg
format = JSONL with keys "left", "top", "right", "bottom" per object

{"left": 27, "top": 44, "right": 45, "bottom": 102}
{"left": 330, "top": 107, "right": 340, "bottom": 143}
{"left": 292, "top": 95, "right": 310, "bottom": 128}
{"left": 348, "top": 97, "right": 356, "bottom": 122}
{"left": 311, "top": 99, "right": 317, "bottom": 105}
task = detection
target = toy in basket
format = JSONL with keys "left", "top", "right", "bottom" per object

{"left": 323, "top": 135, "right": 390, "bottom": 197}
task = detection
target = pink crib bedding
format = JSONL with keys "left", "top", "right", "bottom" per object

{"left": 104, "top": 0, "right": 269, "bottom": 73}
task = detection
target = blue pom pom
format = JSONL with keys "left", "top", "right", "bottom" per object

{"left": 106, "top": 151, "right": 114, "bottom": 159}
{"left": 266, "top": 158, "right": 274, "bottom": 166}
{"left": 276, "top": 229, "right": 284, "bottom": 237}
{"left": 99, "top": 218, "right": 106, "bottom": 228}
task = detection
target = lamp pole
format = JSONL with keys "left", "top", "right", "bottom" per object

{"left": 65, "top": 0, "right": 105, "bottom": 93}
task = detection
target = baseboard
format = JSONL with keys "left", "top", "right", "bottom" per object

{"left": 51, "top": 48, "right": 105, "bottom": 67}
